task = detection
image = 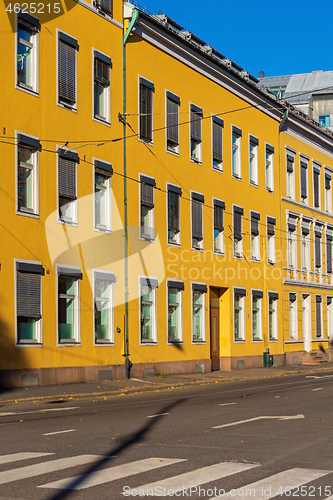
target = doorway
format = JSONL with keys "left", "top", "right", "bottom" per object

{"left": 302, "top": 294, "right": 311, "bottom": 352}
{"left": 210, "top": 287, "right": 220, "bottom": 371}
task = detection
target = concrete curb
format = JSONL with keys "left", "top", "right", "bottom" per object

{"left": 1, "top": 365, "right": 332, "bottom": 405}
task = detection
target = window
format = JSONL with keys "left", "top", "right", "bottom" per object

{"left": 232, "top": 126, "right": 242, "bottom": 178}
{"left": 286, "top": 154, "right": 295, "bottom": 199}
{"left": 325, "top": 170, "right": 332, "bottom": 213}
{"left": 58, "top": 32, "right": 78, "bottom": 108}
{"left": 300, "top": 160, "right": 308, "bottom": 203}
{"left": 327, "top": 297, "right": 333, "bottom": 341}
{"left": 57, "top": 266, "right": 81, "bottom": 344}
{"left": 316, "top": 295, "right": 322, "bottom": 338}
{"left": 326, "top": 230, "right": 333, "bottom": 274}
{"left": 140, "top": 175, "right": 155, "bottom": 240}
{"left": 94, "top": 271, "right": 115, "bottom": 344}
{"left": 94, "top": 160, "right": 112, "bottom": 232}
{"left": 315, "top": 230, "right": 322, "bottom": 270}
{"left": 167, "top": 281, "right": 184, "bottom": 343}
{"left": 301, "top": 225, "right": 310, "bottom": 273}
{"left": 213, "top": 200, "right": 224, "bottom": 254}
{"left": 166, "top": 91, "right": 180, "bottom": 153}
{"left": 250, "top": 211, "right": 260, "bottom": 261}
{"left": 289, "top": 293, "right": 297, "bottom": 339}
{"left": 16, "top": 261, "right": 44, "bottom": 344}
{"left": 268, "top": 292, "right": 278, "bottom": 340}
{"left": 233, "top": 205, "right": 243, "bottom": 258}
{"left": 252, "top": 290, "right": 263, "bottom": 341}
{"left": 287, "top": 221, "right": 297, "bottom": 269}
{"left": 267, "top": 217, "right": 276, "bottom": 264}
{"left": 94, "top": 51, "right": 111, "bottom": 123}
{"left": 58, "top": 148, "right": 78, "bottom": 224}
{"left": 139, "top": 77, "right": 154, "bottom": 143}
{"left": 94, "top": 0, "right": 113, "bottom": 16}
{"left": 234, "top": 288, "right": 246, "bottom": 341}
{"left": 140, "top": 277, "right": 158, "bottom": 343}
{"left": 192, "top": 192, "right": 204, "bottom": 250}
{"left": 167, "top": 185, "right": 181, "bottom": 245}
{"left": 17, "top": 12, "right": 39, "bottom": 92}
{"left": 190, "top": 104, "right": 202, "bottom": 162}
{"left": 192, "top": 283, "right": 206, "bottom": 342}
{"left": 319, "top": 115, "right": 330, "bottom": 127}
{"left": 212, "top": 116, "right": 223, "bottom": 170}
{"left": 17, "top": 134, "right": 40, "bottom": 215}
{"left": 249, "top": 135, "right": 258, "bottom": 185}
{"left": 313, "top": 165, "right": 320, "bottom": 208}
{"left": 265, "top": 145, "right": 274, "bottom": 191}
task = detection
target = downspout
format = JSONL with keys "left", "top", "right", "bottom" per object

{"left": 122, "top": 6, "right": 139, "bottom": 379}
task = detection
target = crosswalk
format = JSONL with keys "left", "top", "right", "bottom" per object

{"left": 0, "top": 452, "right": 331, "bottom": 497}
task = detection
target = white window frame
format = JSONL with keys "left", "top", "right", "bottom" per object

{"left": 94, "top": 158, "right": 112, "bottom": 233}
{"left": 92, "top": 48, "right": 111, "bottom": 125}
{"left": 139, "top": 276, "right": 157, "bottom": 344}
{"left": 191, "top": 283, "right": 206, "bottom": 343}
{"left": 190, "top": 103, "right": 202, "bottom": 164}
{"left": 314, "top": 225, "right": 323, "bottom": 272}
{"left": 250, "top": 211, "right": 260, "bottom": 262}
{"left": 233, "top": 205, "right": 243, "bottom": 259}
{"left": 57, "top": 29, "right": 78, "bottom": 111}
{"left": 268, "top": 293, "right": 278, "bottom": 341}
{"left": 249, "top": 136, "right": 258, "bottom": 186}
{"left": 300, "top": 158, "right": 308, "bottom": 204}
{"left": 138, "top": 76, "right": 154, "bottom": 145}
{"left": 140, "top": 174, "right": 155, "bottom": 241}
{"left": 313, "top": 162, "right": 321, "bottom": 210}
{"left": 15, "top": 259, "right": 43, "bottom": 346}
{"left": 56, "top": 265, "right": 81, "bottom": 346}
{"left": 232, "top": 126, "right": 241, "bottom": 179}
{"left": 93, "top": 269, "right": 114, "bottom": 345}
{"left": 326, "top": 226, "right": 333, "bottom": 274}
{"left": 301, "top": 229, "right": 311, "bottom": 274}
{"left": 212, "top": 116, "right": 223, "bottom": 171}
{"left": 316, "top": 296, "right": 323, "bottom": 339}
{"left": 57, "top": 146, "right": 78, "bottom": 226}
{"left": 286, "top": 154, "right": 295, "bottom": 200}
{"left": 213, "top": 198, "right": 224, "bottom": 255}
{"left": 166, "top": 90, "right": 180, "bottom": 155}
{"left": 265, "top": 145, "right": 274, "bottom": 192}
{"left": 252, "top": 291, "right": 262, "bottom": 341}
{"left": 267, "top": 217, "right": 276, "bottom": 265}
{"left": 167, "top": 281, "right": 183, "bottom": 344}
{"left": 167, "top": 183, "right": 181, "bottom": 246}
{"left": 327, "top": 297, "right": 333, "bottom": 342}
{"left": 287, "top": 225, "right": 297, "bottom": 270}
{"left": 16, "top": 13, "right": 39, "bottom": 95}
{"left": 325, "top": 168, "right": 332, "bottom": 214}
{"left": 191, "top": 191, "right": 204, "bottom": 251}
{"left": 289, "top": 294, "right": 297, "bottom": 339}
{"left": 16, "top": 131, "right": 39, "bottom": 218}
{"left": 234, "top": 288, "right": 246, "bottom": 341}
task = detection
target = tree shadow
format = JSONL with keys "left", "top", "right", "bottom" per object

{"left": 47, "top": 398, "right": 185, "bottom": 499}
{"left": 0, "top": 318, "right": 27, "bottom": 396}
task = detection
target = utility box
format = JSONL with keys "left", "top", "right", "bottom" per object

{"left": 263, "top": 348, "right": 274, "bottom": 368}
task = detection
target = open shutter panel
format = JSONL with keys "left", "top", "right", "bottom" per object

{"left": 233, "top": 211, "right": 241, "bottom": 240}
{"left": 95, "top": 0, "right": 113, "bottom": 15}
{"left": 139, "top": 84, "right": 153, "bottom": 142}
{"left": 267, "top": 222, "right": 275, "bottom": 236}
{"left": 94, "top": 57, "right": 110, "bottom": 86}
{"left": 315, "top": 234, "right": 321, "bottom": 268}
{"left": 214, "top": 204, "right": 224, "bottom": 231}
{"left": 212, "top": 121, "right": 223, "bottom": 163}
{"left": 327, "top": 239, "right": 332, "bottom": 273}
{"left": 59, "top": 157, "right": 76, "bottom": 199}
{"left": 301, "top": 165, "right": 307, "bottom": 198}
{"left": 190, "top": 110, "right": 202, "bottom": 141}
{"left": 166, "top": 98, "right": 179, "bottom": 145}
{"left": 251, "top": 217, "right": 259, "bottom": 236}
{"left": 316, "top": 301, "right": 321, "bottom": 337}
{"left": 314, "top": 171, "right": 319, "bottom": 207}
{"left": 141, "top": 183, "right": 154, "bottom": 208}
{"left": 58, "top": 41, "right": 76, "bottom": 104}
{"left": 17, "top": 273, "right": 41, "bottom": 318}
{"left": 192, "top": 200, "right": 203, "bottom": 240}
{"left": 168, "top": 191, "right": 180, "bottom": 232}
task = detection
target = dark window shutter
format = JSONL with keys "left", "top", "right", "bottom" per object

{"left": 58, "top": 157, "right": 76, "bottom": 199}
{"left": 315, "top": 234, "right": 321, "bottom": 268}
{"left": 141, "top": 182, "right": 154, "bottom": 208}
{"left": 139, "top": 84, "right": 153, "bottom": 142}
{"left": 58, "top": 40, "right": 76, "bottom": 104}
{"left": 314, "top": 171, "right": 319, "bottom": 207}
{"left": 234, "top": 211, "right": 242, "bottom": 241}
{"left": 94, "top": 57, "right": 110, "bottom": 86}
{"left": 192, "top": 199, "right": 203, "bottom": 240}
{"left": 327, "top": 239, "right": 332, "bottom": 273}
{"left": 17, "top": 272, "right": 41, "bottom": 318}
{"left": 267, "top": 222, "right": 275, "bottom": 236}
{"left": 251, "top": 216, "right": 259, "bottom": 236}
{"left": 168, "top": 191, "right": 180, "bottom": 232}
{"left": 316, "top": 301, "right": 322, "bottom": 338}
{"left": 95, "top": 0, "right": 113, "bottom": 15}
{"left": 325, "top": 174, "right": 331, "bottom": 190}
{"left": 214, "top": 204, "right": 224, "bottom": 231}
{"left": 301, "top": 165, "right": 307, "bottom": 198}
{"left": 166, "top": 98, "right": 179, "bottom": 145}
{"left": 212, "top": 120, "right": 223, "bottom": 163}
{"left": 190, "top": 109, "right": 202, "bottom": 141}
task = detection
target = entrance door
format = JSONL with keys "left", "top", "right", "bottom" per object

{"left": 303, "top": 294, "right": 311, "bottom": 352}
{"left": 210, "top": 307, "right": 220, "bottom": 370}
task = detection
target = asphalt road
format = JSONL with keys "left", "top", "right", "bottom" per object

{"left": 0, "top": 373, "right": 332, "bottom": 500}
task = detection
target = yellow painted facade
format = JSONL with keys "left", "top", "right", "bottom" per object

{"left": 0, "top": 1, "right": 331, "bottom": 387}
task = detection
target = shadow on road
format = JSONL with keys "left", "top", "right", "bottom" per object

{"left": 47, "top": 398, "right": 185, "bottom": 499}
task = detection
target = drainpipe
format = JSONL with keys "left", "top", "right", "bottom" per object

{"left": 122, "top": 6, "right": 139, "bottom": 379}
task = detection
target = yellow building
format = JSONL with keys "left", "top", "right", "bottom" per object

{"left": 0, "top": 1, "right": 331, "bottom": 387}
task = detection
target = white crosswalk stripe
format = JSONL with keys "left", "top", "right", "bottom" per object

{"left": 0, "top": 453, "right": 53, "bottom": 466}
{"left": 39, "top": 457, "right": 185, "bottom": 490}
{"left": 212, "top": 468, "right": 332, "bottom": 499}
{"left": 124, "top": 461, "right": 258, "bottom": 497}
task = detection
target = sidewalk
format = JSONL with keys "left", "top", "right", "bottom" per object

{"left": 1, "top": 362, "right": 333, "bottom": 405}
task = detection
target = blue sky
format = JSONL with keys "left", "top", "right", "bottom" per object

{"left": 137, "top": 0, "right": 333, "bottom": 78}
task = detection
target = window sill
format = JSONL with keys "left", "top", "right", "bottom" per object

{"left": 269, "top": 338, "right": 278, "bottom": 342}
{"left": 232, "top": 174, "right": 242, "bottom": 181}
{"left": 93, "top": 115, "right": 111, "bottom": 127}
{"left": 192, "top": 340, "right": 206, "bottom": 344}
{"left": 58, "top": 341, "right": 81, "bottom": 346}
{"left": 266, "top": 188, "right": 274, "bottom": 194}
{"left": 234, "top": 339, "right": 246, "bottom": 343}
{"left": 251, "top": 257, "right": 260, "bottom": 263}
{"left": 190, "top": 157, "right": 202, "bottom": 165}
{"left": 267, "top": 261, "right": 276, "bottom": 266}
{"left": 168, "top": 241, "right": 181, "bottom": 247}
{"left": 16, "top": 210, "right": 39, "bottom": 219}
{"left": 58, "top": 101, "right": 77, "bottom": 113}
{"left": 139, "top": 137, "right": 154, "bottom": 146}
{"left": 168, "top": 340, "right": 183, "bottom": 345}
{"left": 16, "top": 341, "right": 42, "bottom": 347}
{"left": 233, "top": 254, "right": 243, "bottom": 260}
{"left": 166, "top": 147, "right": 179, "bottom": 156}
{"left": 250, "top": 181, "right": 258, "bottom": 187}
{"left": 94, "top": 226, "right": 112, "bottom": 234}
{"left": 252, "top": 339, "right": 263, "bottom": 343}
{"left": 16, "top": 83, "right": 39, "bottom": 97}
{"left": 58, "top": 219, "right": 78, "bottom": 227}
{"left": 214, "top": 250, "right": 224, "bottom": 256}
{"left": 140, "top": 341, "right": 158, "bottom": 346}
{"left": 192, "top": 246, "right": 204, "bottom": 252}
{"left": 94, "top": 341, "right": 114, "bottom": 345}
{"left": 212, "top": 165, "right": 223, "bottom": 173}
{"left": 140, "top": 236, "right": 155, "bottom": 243}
